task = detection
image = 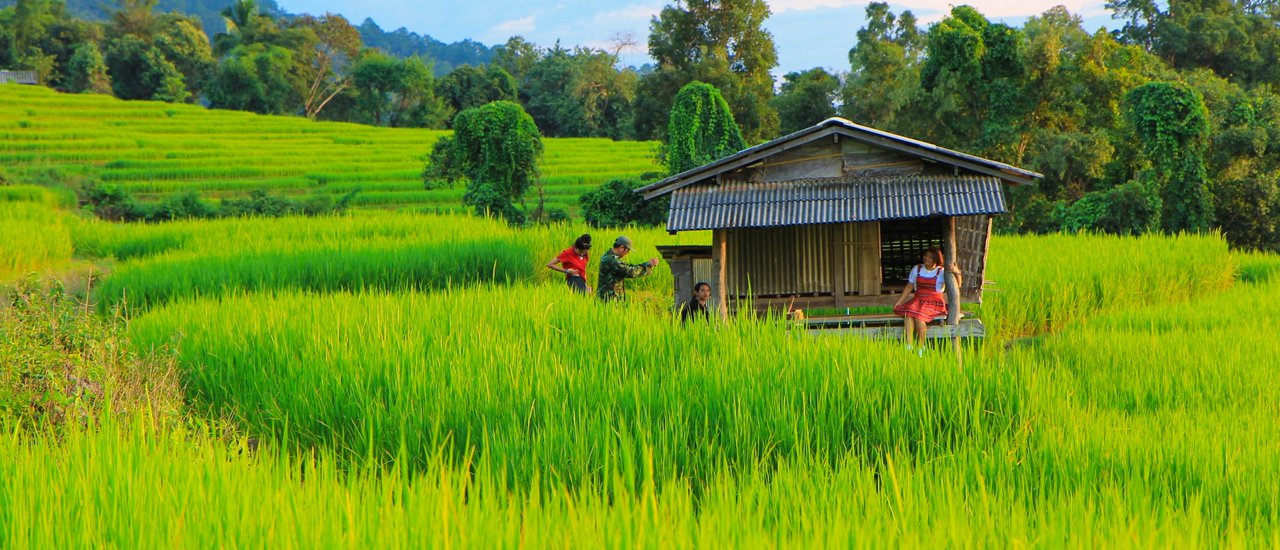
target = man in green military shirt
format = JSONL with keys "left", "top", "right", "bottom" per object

{"left": 596, "top": 235, "right": 659, "bottom": 301}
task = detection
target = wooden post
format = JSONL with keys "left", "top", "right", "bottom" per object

{"left": 831, "top": 224, "right": 847, "bottom": 308}
{"left": 712, "top": 230, "right": 729, "bottom": 319}
{"left": 943, "top": 217, "right": 963, "bottom": 369}
{"left": 943, "top": 217, "right": 961, "bottom": 326}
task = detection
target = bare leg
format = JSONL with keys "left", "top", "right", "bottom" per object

{"left": 914, "top": 319, "right": 928, "bottom": 347}
{"left": 903, "top": 316, "right": 915, "bottom": 346}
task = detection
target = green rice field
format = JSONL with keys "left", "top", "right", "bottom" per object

{"left": 0, "top": 85, "right": 661, "bottom": 214}
{"left": 3, "top": 191, "right": 1277, "bottom": 547}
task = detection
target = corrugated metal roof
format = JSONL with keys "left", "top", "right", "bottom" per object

{"left": 0, "top": 71, "right": 38, "bottom": 85}
{"left": 666, "top": 175, "right": 1006, "bottom": 232}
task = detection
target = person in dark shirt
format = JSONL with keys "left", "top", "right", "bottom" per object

{"left": 596, "top": 235, "right": 658, "bottom": 301}
{"left": 681, "top": 281, "right": 712, "bottom": 324}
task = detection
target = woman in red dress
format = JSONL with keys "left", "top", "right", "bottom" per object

{"left": 892, "top": 248, "right": 962, "bottom": 352}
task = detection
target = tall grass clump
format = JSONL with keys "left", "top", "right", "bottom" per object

{"left": 96, "top": 239, "right": 535, "bottom": 313}
{"left": 3, "top": 417, "right": 1273, "bottom": 548}
{"left": 981, "top": 232, "right": 1235, "bottom": 338}
{"left": 0, "top": 201, "right": 74, "bottom": 281}
{"left": 79, "top": 211, "right": 701, "bottom": 312}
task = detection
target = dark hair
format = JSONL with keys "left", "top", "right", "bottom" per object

{"left": 574, "top": 234, "right": 592, "bottom": 250}
{"left": 693, "top": 281, "right": 710, "bottom": 293}
{"left": 923, "top": 248, "right": 945, "bottom": 266}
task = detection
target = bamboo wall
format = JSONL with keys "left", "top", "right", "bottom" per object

{"left": 723, "top": 222, "right": 881, "bottom": 299}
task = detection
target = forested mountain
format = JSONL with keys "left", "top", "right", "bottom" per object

{"left": 356, "top": 18, "right": 493, "bottom": 75}
{"left": 0, "top": 0, "right": 494, "bottom": 71}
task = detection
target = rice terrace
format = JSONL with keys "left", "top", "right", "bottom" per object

{"left": 3, "top": 0, "right": 1280, "bottom": 547}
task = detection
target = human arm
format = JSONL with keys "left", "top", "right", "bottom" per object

{"left": 895, "top": 265, "right": 920, "bottom": 307}
{"left": 893, "top": 282, "right": 915, "bottom": 308}
{"left": 944, "top": 263, "right": 962, "bottom": 290}
{"left": 621, "top": 259, "right": 656, "bottom": 278}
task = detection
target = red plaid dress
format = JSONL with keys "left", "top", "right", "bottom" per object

{"left": 894, "top": 267, "right": 948, "bottom": 322}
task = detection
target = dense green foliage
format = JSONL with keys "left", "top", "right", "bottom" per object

{"left": 771, "top": 67, "right": 839, "bottom": 134}
{"left": 0, "top": 278, "right": 183, "bottom": 426}
{"left": 1125, "top": 81, "right": 1214, "bottom": 233}
{"left": 834, "top": 2, "right": 1280, "bottom": 251}
{"left": 636, "top": 0, "right": 779, "bottom": 143}
{"left": 426, "top": 101, "right": 543, "bottom": 222}
{"left": 578, "top": 177, "right": 668, "bottom": 228}
{"left": 660, "top": 82, "right": 746, "bottom": 176}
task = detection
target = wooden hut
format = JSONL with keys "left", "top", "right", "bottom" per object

{"left": 639, "top": 117, "right": 1042, "bottom": 336}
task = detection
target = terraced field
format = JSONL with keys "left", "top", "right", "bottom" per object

{"left": 3, "top": 191, "right": 1280, "bottom": 546}
{"left": 0, "top": 85, "right": 662, "bottom": 215}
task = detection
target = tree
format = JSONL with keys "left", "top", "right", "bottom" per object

{"left": 772, "top": 68, "right": 839, "bottom": 134}
{"left": 64, "top": 42, "right": 113, "bottom": 94}
{"left": 104, "top": 34, "right": 187, "bottom": 101}
{"left": 424, "top": 101, "right": 543, "bottom": 223}
{"left": 660, "top": 81, "right": 746, "bottom": 175}
{"left": 154, "top": 18, "right": 214, "bottom": 99}
{"left": 436, "top": 64, "right": 518, "bottom": 117}
{"left": 637, "top": 0, "right": 779, "bottom": 142}
{"left": 288, "top": 13, "right": 362, "bottom": 118}
{"left": 207, "top": 44, "right": 298, "bottom": 114}
{"left": 349, "top": 52, "right": 443, "bottom": 127}
{"left": 521, "top": 45, "right": 585, "bottom": 137}
{"left": 842, "top": 3, "right": 922, "bottom": 131}
{"left": 491, "top": 36, "right": 539, "bottom": 82}
{"left": 580, "top": 177, "right": 669, "bottom": 227}
{"left": 1124, "top": 81, "right": 1214, "bottom": 233}
{"left": 109, "top": 0, "right": 159, "bottom": 39}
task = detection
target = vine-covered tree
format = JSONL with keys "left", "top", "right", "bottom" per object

{"left": 423, "top": 101, "right": 543, "bottom": 223}
{"left": 660, "top": 81, "right": 746, "bottom": 175}
{"left": 1124, "top": 81, "right": 1214, "bottom": 233}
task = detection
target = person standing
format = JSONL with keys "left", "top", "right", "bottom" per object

{"left": 596, "top": 235, "right": 658, "bottom": 301}
{"left": 892, "top": 248, "right": 961, "bottom": 354}
{"left": 680, "top": 281, "right": 712, "bottom": 323}
{"left": 546, "top": 234, "right": 592, "bottom": 293}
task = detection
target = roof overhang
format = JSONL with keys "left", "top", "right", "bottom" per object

{"left": 639, "top": 117, "right": 1043, "bottom": 201}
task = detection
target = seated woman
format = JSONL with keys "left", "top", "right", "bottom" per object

{"left": 892, "top": 248, "right": 961, "bottom": 353}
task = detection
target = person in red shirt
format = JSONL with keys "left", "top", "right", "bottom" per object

{"left": 546, "top": 234, "right": 592, "bottom": 293}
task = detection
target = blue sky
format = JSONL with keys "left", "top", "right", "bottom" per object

{"left": 282, "top": 0, "right": 1120, "bottom": 76}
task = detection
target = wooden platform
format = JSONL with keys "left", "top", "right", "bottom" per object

{"left": 798, "top": 313, "right": 986, "bottom": 339}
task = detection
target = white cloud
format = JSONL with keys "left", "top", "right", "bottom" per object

{"left": 591, "top": 4, "right": 664, "bottom": 24}
{"left": 769, "top": 0, "right": 861, "bottom": 12}
{"left": 493, "top": 15, "right": 537, "bottom": 33}
{"left": 771, "top": 0, "right": 1109, "bottom": 19}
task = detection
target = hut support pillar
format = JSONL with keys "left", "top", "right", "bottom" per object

{"left": 943, "top": 218, "right": 961, "bottom": 325}
{"left": 712, "top": 230, "right": 729, "bottom": 319}
{"left": 943, "top": 217, "right": 963, "bottom": 368}
{"left": 831, "top": 225, "right": 847, "bottom": 308}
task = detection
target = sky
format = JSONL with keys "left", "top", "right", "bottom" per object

{"left": 281, "top": 0, "right": 1122, "bottom": 76}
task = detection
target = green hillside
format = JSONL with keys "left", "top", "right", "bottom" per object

{"left": 0, "top": 85, "right": 662, "bottom": 215}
